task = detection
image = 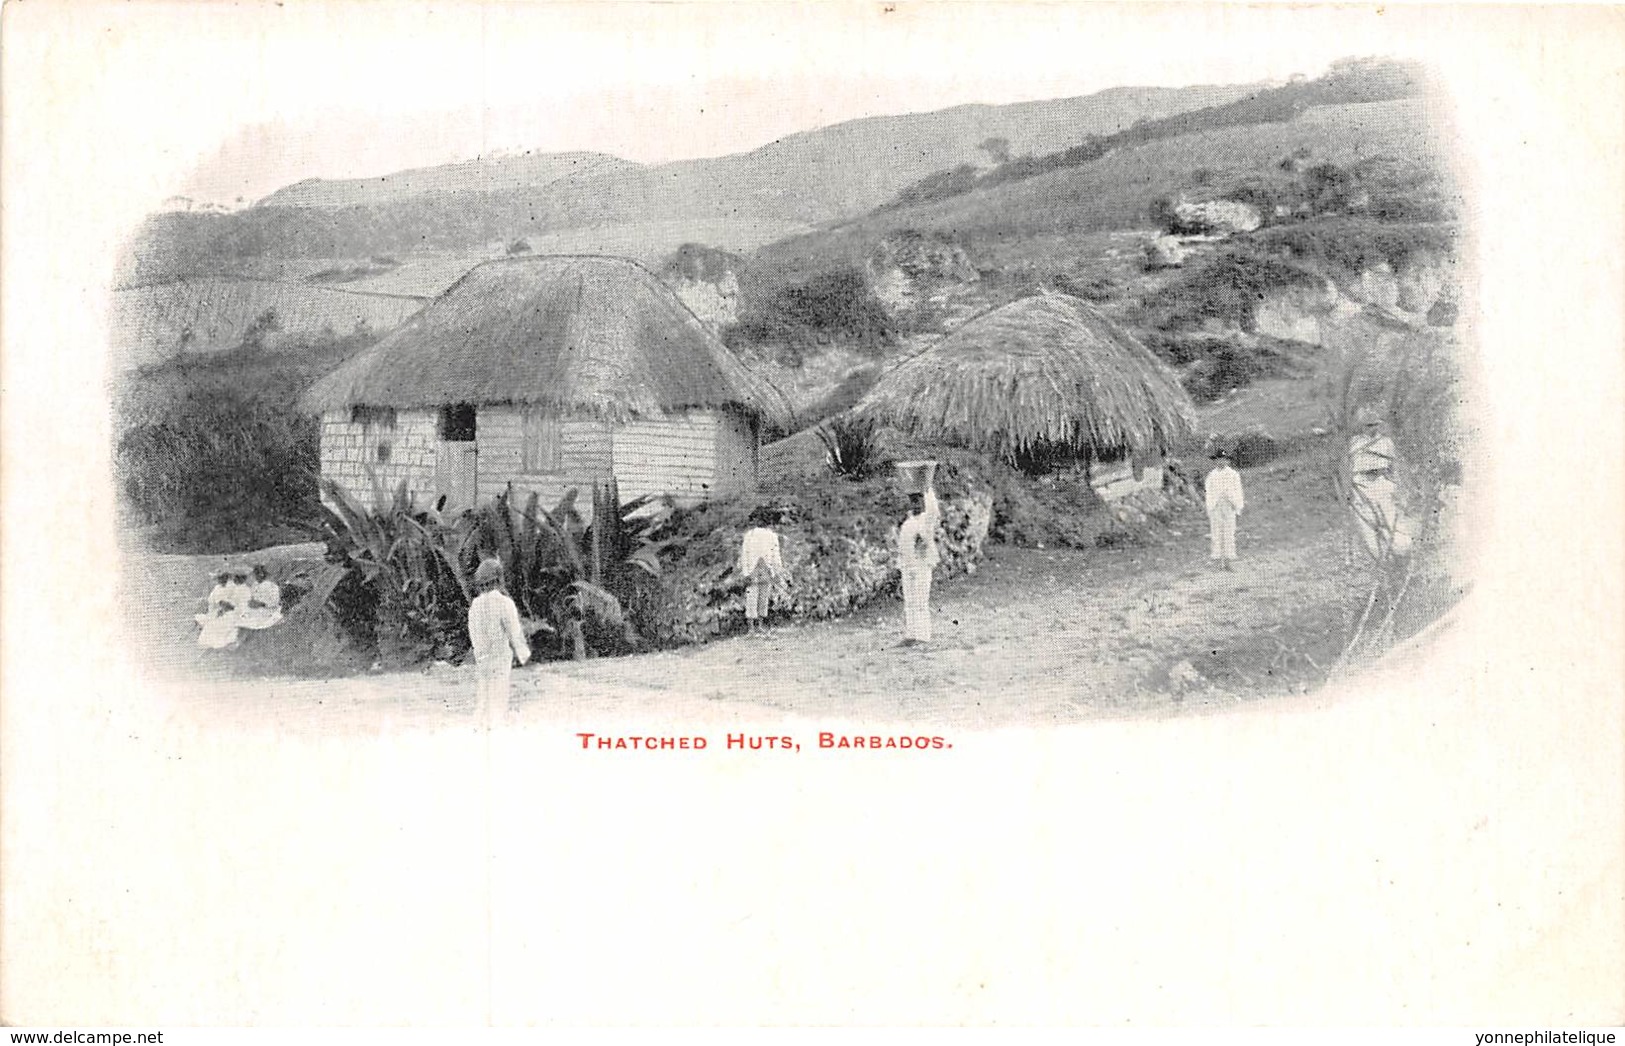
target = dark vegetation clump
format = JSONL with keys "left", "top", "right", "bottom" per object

{"left": 318, "top": 478, "right": 673, "bottom": 668}
{"left": 929, "top": 451, "right": 1110, "bottom": 550}
{"left": 661, "top": 242, "right": 746, "bottom": 283}
{"left": 115, "top": 323, "right": 378, "bottom": 553}
{"left": 1258, "top": 216, "right": 1455, "bottom": 274}
{"left": 1139, "top": 331, "right": 1312, "bottom": 403}
{"left": 646, "top": 471, "right": 991, "bottom": 645}
{"left": 727, "top": 266, "right": 896, "bottom": 365}
{"left": 1144, "top": 249, "right": 1323, "bottom": 331}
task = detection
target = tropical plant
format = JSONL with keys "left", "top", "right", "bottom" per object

{"left": 318, "top": 475, "right": 471, "bottom": 664}
{"left": 460, "top": 478, "right": 676, "bottom": 660}
{"left": 814, "top": 414, "right": 884, "bottom": 479}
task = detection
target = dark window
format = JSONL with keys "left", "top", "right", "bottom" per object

{"left": 350, "top": 405, "right": 397, "bottom": 428}
{"left": 376, "top": 442, "right": 392, "bottom": 463}
{"left": 438, "top": 403, "right": 476, "bottom": 442}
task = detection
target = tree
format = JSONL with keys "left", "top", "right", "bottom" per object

{"left": 977, "top": 136, "right": 1012, "bottom": 165}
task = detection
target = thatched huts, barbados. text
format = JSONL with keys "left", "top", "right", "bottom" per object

{"left": 302, "top": 255, "right": 791, "bottom": 515}
{"left": 856, "top": 291, "right": 1197, "bottom": 489}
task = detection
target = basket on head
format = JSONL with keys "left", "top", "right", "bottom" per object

{"left": 894, "top": 459, "right": 938, "bottom": 494}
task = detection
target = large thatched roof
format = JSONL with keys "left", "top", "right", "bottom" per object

{"left": 302, "top": 255, "right": 790, "bottom": 428}
{"left": 855, "top": 292, "right": 1196, "bottom": 458}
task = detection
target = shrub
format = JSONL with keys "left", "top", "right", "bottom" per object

{"left": 1145, "top": 248, "right": 1323, "bottom": 331}
{"left": 318, "top": 477, "right": 474, "bottom": 665}
{"left": 730, "top": 266, "right": 896, "bottom": 364}
{"left": 813, "top": 414, "right": 885, "bottom": 478}
{"left": 114, "top": 325, "right": 376, "bottom": 553}
{"left": 317, "top": 476, "right": 677, "bottom": 667}
{"left": 462, "top": 479, "right": 675, "bottom": 660}
{"left": 644, "top": 473, "right": 992, "bottom": 646}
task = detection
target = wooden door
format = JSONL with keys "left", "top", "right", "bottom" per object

{"left": 436, "top": 441, "right": 477, "bottom": 510}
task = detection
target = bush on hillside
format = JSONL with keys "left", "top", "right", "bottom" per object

{"left": 1258, "top": 217, "right": 1455, "bottom": 275}
{"left": 728, "top": 266, "right": 896, "bottom": 365}
{"left": 1144, "top": 248, "right": 1323, "bottom": 331}
{"left": 114, "top": 325, "right": 377, "bottom": 553}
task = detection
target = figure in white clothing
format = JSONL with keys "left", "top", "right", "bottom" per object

{"left": 898, "top": 490, "right": 941, "bottom": 645}
{"left": 737, "top": 507, "right": 787, "bottom": 633}
{"left": 466, "top": 558, "right": 530, "bottom": 729}
{"left": 1204, "top": 451, "right": 1245, "bottom": 570}
{"left": 239, "top": 564, "right": 284, "bottom": 631}
{"left": 195, "top": 569, "right": 243, "bottom": 649}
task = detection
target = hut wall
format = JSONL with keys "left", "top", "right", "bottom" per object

{"left": 318, "top": 409, "right": 438, "bottom": 506}
{"left": 611, "top": 409, "right": 757, "bottom": 502}
{"left": 475, "top": 406, "right": 615, "bottom": 509}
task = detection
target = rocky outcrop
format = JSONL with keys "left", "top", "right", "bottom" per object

{"left": 865, "top": 231, "right": 979, "bottom": 323}
{"left": 1253, "top": 251, "right": 1458, "bottom": 346}
{"left": 670, "top": 271, "right": 740, "bottom": 331}
{"left": 1144, "top": 235, "right": 1190, "bottom": 269}
{"left": 1172, "top": 199, "right": 1263, "bottom": 236}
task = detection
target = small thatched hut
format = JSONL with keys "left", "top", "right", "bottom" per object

{"left": 855, "top": 291, "right": 1196, "bottom": 470}
{"left": 302, "top": 255, "right": 790, "bottom": 511}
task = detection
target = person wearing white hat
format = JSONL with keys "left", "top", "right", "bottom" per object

{"left": 467, "top": 558, "right": 530, "bottom": 728}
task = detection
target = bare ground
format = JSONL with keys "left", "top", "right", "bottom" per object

{"left": 122, "top": 449, "right": 1362, "bottom": 732}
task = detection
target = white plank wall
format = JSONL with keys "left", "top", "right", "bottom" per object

{"left": 477, "top": 407, "right": 614, "bottom": 511}
{"left": 318, "top": 409, "right": 438, "bottom": 509}
{"left": 317, "top": 405, "right": 760, "bottom": 516}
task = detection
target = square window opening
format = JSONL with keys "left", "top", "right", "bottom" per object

{"left": 439, "top": 403, "right": 477, "bottom": 442}
{"left": 351, "top": 405, "right": 397, "bottom": 429}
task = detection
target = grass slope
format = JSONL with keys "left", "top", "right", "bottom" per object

{"left": 111, "top": 277, "right": 426, "bottom": 371}
{"left": 118, "top": 83, "right": 1256, "bottom": 283}
{"left": 751, "top": 98, "right": 1454, "bottom": 288}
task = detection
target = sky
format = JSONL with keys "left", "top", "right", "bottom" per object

{"left": 118, "top": 1, "right": 1453, "bottom": 207}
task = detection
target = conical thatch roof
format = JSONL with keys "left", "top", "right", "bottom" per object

{"left": 302, "top": 255, "right": 790, "bottom": 428}
{"left": 855, "top": 292, "right": 1196, "bottom": 458}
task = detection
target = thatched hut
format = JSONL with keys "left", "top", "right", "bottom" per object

{"left": 855, "top": 291, "right": 1196, "bottom": 472}
{"left": 302, "top": 255, "right": 790, "bottom": 511}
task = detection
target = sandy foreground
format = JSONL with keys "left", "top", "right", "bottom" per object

{"left": 5, "top": 467, "right": 1621, "bottom": 1025}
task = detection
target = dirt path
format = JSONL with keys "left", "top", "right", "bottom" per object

{"left": 124, "top": 453, "right": 1355, "bottom": 732}
{"left": 539, "top": 455, "right": 1349, "bottom": 726}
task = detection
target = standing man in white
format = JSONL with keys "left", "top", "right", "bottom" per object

{"left": 898, "top": 488, "right": 941, "bottom": 646}
{"left": 467, "top": 558, "right": 530, "bottom": 729}
{"left": 1204, "top": 450, "right": 1245, "bottom": 571}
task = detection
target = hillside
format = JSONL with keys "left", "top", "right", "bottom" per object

{"left": 118, "top": 82, "right": 1257, "bottom": 285}
{"left": 112, "top": 277, "right": 426, "bottom": 371}
{"left": 749, "top": 97, "right": 1455, "bottom": 289}
{"left": 260, "top": 151, "right": 636, "bottom": 208}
